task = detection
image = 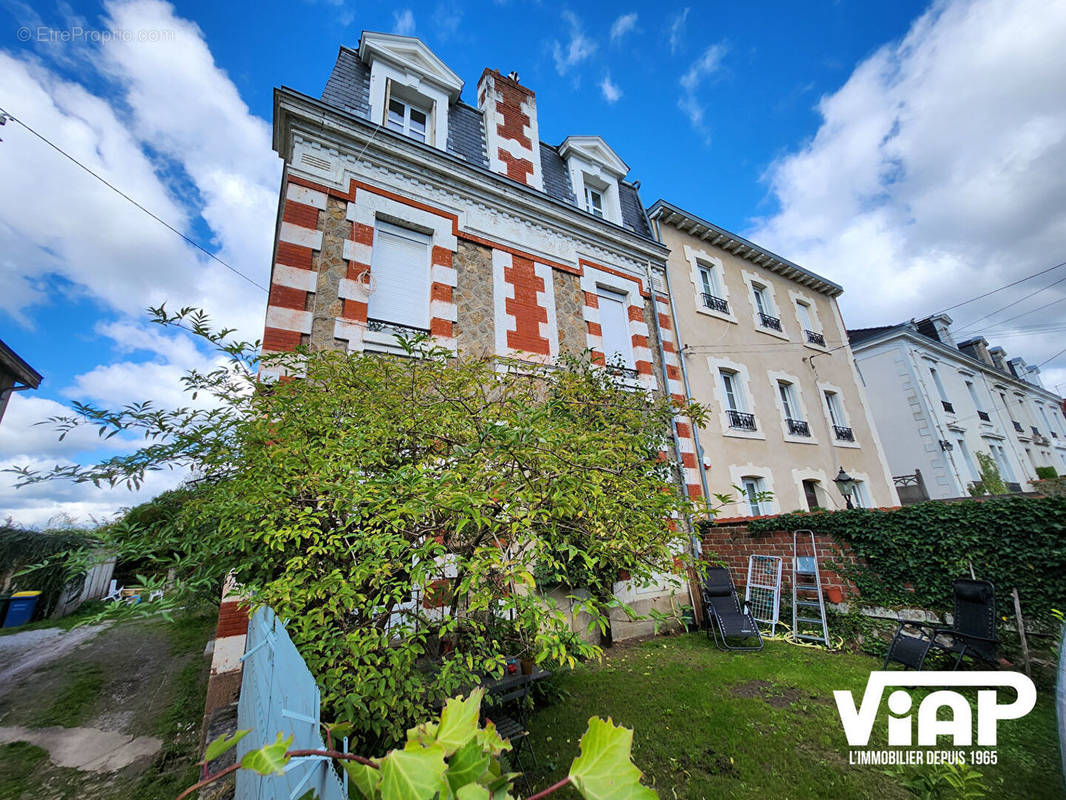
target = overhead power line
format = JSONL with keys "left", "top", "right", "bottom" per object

{"left": 954, "top": 271, "right": 1066, "bottom": 334}
{"left": 0, "top": 105, "right": 269, "bottom": 292}
{"left": 936, "top": 259, "right": 1066, "bottom": 316}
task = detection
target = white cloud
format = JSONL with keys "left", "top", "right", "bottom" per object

{"left": 432, "top": 3, "right": 462, "bottom": 39}
{"left": 677, "top": 43, "right": 726, "bottom": 140}
{"left": 668, "top": 8, "right": 690, "bottom": 54}
{"left": 0, "top": 0, "right": 280, "bottom": 525}
{"left": 552, "top": 11, "right": 596, "bottom": 76}
{"left": 609, "top": 12, "right": 638, "bottom": 43}
{"left": 392, "top": 8, "right": 415, "bottom": 36}
{"left": 600, "top": 74, "right": 622, "bottom": 103}
{"left": 750, "top": 0, "right": 1066, "bottom": 379}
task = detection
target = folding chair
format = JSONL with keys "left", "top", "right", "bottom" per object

{"left": 700, "top": 566, "right": 763, "bottom": 651}
{"left": 484, "top": 677, "right": 538, "bottom": 792}
{"left": 884, "top": 578, "right": 998, "bottom": 670}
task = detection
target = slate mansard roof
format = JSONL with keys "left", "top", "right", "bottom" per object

{"left": 319, "top": 46, "right": 651, "bottom": 239}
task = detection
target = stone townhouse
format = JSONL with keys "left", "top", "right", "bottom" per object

{"left": 849, "top": 314, "right": 1066, "bottom": 499}
{"left": 647, "top": 201, "right": 899, "bottom": 516}
{"left": 260, "top": 32, "right": 701, "bottom": 637}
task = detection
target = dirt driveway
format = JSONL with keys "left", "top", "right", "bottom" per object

{"left": 0, "top": 611, "right": 215, "bottom": 800}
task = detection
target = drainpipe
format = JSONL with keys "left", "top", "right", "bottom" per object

{"left": 644, "top": 260, "right": 700, "bottom": 561}
{"left": 645, "top": 213, "right": 713, "bottom": 513}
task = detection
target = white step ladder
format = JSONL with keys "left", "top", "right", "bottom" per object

{"left": 792, "top": 529, "right": 830, "bottom": 647}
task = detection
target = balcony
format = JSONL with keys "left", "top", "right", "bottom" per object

{"left": 833, "top": 425, "right": 855, "bottom": 442}
{"left": 805, "top": 330, "right": 825, "bottom": 346}
{"left": 605, "top": 364, "right": 640, "bottom": 380}
{"left": 941, "top": 400, "right": 955, "bottom": 414}
{"left": 701, "top": 293, "right": 729, "bottom": 314}
{"left": 977, "top": 410, "right": 990, "bottom": 422}
{"left": 758, "top": 312, "right": 783, "bottom": 332}
{"left": 1013, "top": 421, "right": 1024, "bottom": 433}
{"left": 1031, "top": 426, "right": 1041, "bottom": 437}
{"left": 726, "top": 410, "right": 757, "bottom": 431}
{"left": 785, "top": 418, "right": 811, "bottom": 437}
{"left": 367, "top": 318, "right": 431, "bottom": 336}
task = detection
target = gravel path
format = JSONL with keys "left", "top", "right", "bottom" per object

{"left": 0, "top": 623, "right": 111, "bottom": 684}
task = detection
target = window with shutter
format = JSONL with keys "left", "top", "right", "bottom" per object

{"left": 596, "top": 287, "right": 634, "bottom": 369}
{"left": 367, "top": 222, "right": 431, "bottom": 331}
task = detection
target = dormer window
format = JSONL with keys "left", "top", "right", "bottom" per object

{"left": 358, "top": 32, "right": 463, "bottom": 153}
{"left": 585, "top": 186, "right": 604, "bottom": 218}
{"left": 559, "top": 136, "right": 629, "bottom": 225}
{"left": 386, "top": 93, "right": 430, "bottom": 143}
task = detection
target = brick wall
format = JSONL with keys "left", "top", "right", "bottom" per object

{"left": 702, "top": 518, "right": 862, "bottom": 599}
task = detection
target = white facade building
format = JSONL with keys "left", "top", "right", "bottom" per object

{"left": 849, "top": 314, "right": 1066, "bottom": 500}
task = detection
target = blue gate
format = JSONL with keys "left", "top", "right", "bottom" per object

{"left": 236, "top": 607, "right": 347, "bottom": 800}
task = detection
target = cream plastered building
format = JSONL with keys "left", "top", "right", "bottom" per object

{"left": 648, "top": 200, "right": 899, "bottom": 517}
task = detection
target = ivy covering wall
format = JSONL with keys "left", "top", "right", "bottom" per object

{"left": 741, "top": 496, "right": 1066, "bottom": 622}
{"left": 0, "top": 526, "right": 99, "bottom": 618}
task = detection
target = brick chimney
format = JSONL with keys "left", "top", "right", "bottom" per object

{"left": 477, "top": 69, "right": 543, "bottom": 190}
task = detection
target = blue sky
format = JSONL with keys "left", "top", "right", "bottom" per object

{"left": 2, "top": 0, "right": 1065, "bottom": 524}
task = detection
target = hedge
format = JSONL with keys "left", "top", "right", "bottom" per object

{"left": 0, "top": 526, "right": 99, "bottom": 619}
{"left": 734, "top": 496, "right": 1066, "bottom": 622}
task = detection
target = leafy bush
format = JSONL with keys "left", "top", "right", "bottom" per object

{"left": 13, "top": 308, "right": 701, "bottom": 752}
{"left": 0, "top": 525, "right": 99, "bottom": 618}
{"left": 1035, "top": 465, "right": 1058, "bottom": 480}
{"left": 743, "top": 496, "right": 1066, "bottom": 621}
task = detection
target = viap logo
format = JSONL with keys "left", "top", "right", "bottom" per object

{"left": 835, "top": 672, "right": 1036, "bottom": 765}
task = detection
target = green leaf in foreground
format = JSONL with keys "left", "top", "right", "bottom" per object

{"left": 379, "top": 743, "right": 447, "bottom": 800}
{"left": 204, "top": 728, "right": 251, "bottom": 762}
{"left": 240, "top": 733, "right": 293, "bottom": 776}
{"left": 568, "top": 716, "right": 658, "bottom": 800}
{"left": 436, "top": 689, "right": 484, "bottom": 754}
{"left": 344, "top": 760, "right": 382, "bottom": 799}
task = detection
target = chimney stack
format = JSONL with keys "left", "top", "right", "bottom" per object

{"left": 477, "top": 69, "right": 543, "bottom": 190}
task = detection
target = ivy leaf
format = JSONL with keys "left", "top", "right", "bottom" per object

{"left": 446, "top": 739, "right": 491, "bottom": 793}
{"left": 344, "top": 760, "right": 382, "bottom": 799}
{"left": 325, "top": 721, "right": 354, "bottom": 741}
{"left": 436, "top": 689, "right": 483, "bottom": 754}
{"left": 406, "top": 721, "right": 439, "bottom": 748}
{"left": 568, "top": 717, "right": 657, "bottom": 800}
{"left": 204, "top": 729, "right": 250, "bottom": 762}
{"left": 378, "top": 743, "right": 447, "bottom": 800}
{"left": 456, "top": 784, "right": 491, "bottom": 800}
{"left": 475, "top": 718, "right": 511, "bottom": 757}
{"left": 240, "top": 733, "right": 292, "bottom": 776}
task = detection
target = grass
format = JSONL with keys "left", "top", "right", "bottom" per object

{"left": 523, "top": 634, "right": 1063, "bottom": 799}
{"left": 29, "top": 662, "right": 106, "bottom": 728}
{"left": 0, "top": 608, "right": 217, "bottom": 800}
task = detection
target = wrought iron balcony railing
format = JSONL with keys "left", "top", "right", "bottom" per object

{"left": 367, "top": 318, "right": 431, "bottom": 336}
{"left": 1032, "top": 426, "right": 1041, "bottom": 436}
{"left": 833, "top": 425, "right": 855, "bottom": 442}
{"left": 1013, "top": 420, "right": 1024, "bottom": 433}
{"left": 941, "top": 400, "right": 955, "bottom": 414}
{"left": 786, "top": 418, "right": 811, "bottom": 437}
{"left": 605, "top": 364, "right": 640, "bottom": 379}
{"left": 1053, "top": 431, "right": 1059, "bottom": 439}
{"left": 758, "top": 312, "right": 783, "bottom": 331}
{"left": 805, "top": 330, "right": 825, "bottom": 346}
{"left": 977, "top": 410, "right": 990, "bottom": 422}
{"left": 726, "top": 410, "right": 757, "bottom": 431}
{"left": 701, "top": 293, "right": 729, "bottom": 314}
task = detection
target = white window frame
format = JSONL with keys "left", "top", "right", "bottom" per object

{"left": 728, "top": 464, "right": 776, "bottom": 517}
{"left": 819, "top": 381, "right": 859, "bottom": 449}
{"left": 385, "top": 90, "right": 431, "bottom": 143}
{"left": 683, "top": 246, "right": 736, "bottom": 323}
{"left": 584, "top": 186, "right": 604, "bottom": 218}
{"left": 770, "top": 369, "right": 817, "bottom": 445}
{"left": 365, "top": 220, "right": 432, "bottom": 333}
{"left": 707, "top": 357, "right": 765, "bottom": 440}
{"left": 788, "top": 289, "right": 829, "bottom": 351}
{"left": 741, "top": 269, "right": 789, "bottom": 341}
{"left": 596, "top": 286, "right": 635, "bottom": 370}
{"left": 721, "top": 369, "right": 744, "bottom": 412}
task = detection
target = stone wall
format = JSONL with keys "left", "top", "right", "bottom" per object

{"left": 453, "top": 239, "right": 495, "bottom": 357}
{"left": 309, "top": 195, "right": 351, "bottom": 352}
{"left": 553, "top": 269, "right": 587, "bottom": 357}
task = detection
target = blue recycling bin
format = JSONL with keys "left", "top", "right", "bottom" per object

{"left": 2, "top": 591, "right": 41, "bottom": 627}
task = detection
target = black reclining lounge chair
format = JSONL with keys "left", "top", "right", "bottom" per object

{"left": 701, "top": 565, "right": 763, "bottom": 651}
{"left": 884, "top": 578, "right": 999, "bottom": 670}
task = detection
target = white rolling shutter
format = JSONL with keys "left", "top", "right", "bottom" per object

{"left": 367, "top": 222, "right": 431, "bottom": 329}
{"left": 597, "top": 287, "right": 634, "bottom": 368}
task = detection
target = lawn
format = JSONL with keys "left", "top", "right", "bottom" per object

{"left": 523, "top": 634, "right": 1063, "bottom": 799}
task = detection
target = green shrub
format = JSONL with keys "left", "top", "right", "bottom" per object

{"left": 1035, "top": 466, "right": 1058, "bottom": 480}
